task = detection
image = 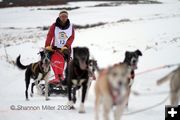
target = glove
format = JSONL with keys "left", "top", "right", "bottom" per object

{"left": 60, "top": 46, "right": 68, "bottom": 52}
{"left": 62, "top": 47, "right": 70, "bottom": 62}
{"left": 45, "top": 46, "right": 54, "bottom": 51}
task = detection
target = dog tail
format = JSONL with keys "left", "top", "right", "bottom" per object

{"left": 157, "top": 72, "right": 174, "bottom": 85}
{"left": 16, "top": 55, "right": 28, "bottom": 70}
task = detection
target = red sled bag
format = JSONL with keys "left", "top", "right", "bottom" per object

{"left": 49, "top": 51, "right": 65, "bottom": 84}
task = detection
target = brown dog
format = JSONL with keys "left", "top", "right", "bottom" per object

{"left": 95, "top": 63, "right": 131, "bottom": 120}
{"left": 157, "top": 66, "right": 180, "bottom": 106}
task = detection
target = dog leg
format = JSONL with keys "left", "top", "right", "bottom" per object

{"left": 68, "top": 84, "right": 75, "bottom": 109}
{"left": 114, "top": 103, "right": 126, "bottom": 120}
{"left": 79, "top": 83, "right": 88, "bottom": 113}
{"left": 72, "top": 87, "right": 77, "bottom": 104}
{"left": 171, "top": 91, "right": 179, "bottom": 106}
{"left": 95, "top": 91, "right": 100, "bottom": 120}
{"left": 30, "top": 82, "right": 35, "bottom": 97}
{"left": 34, "top": 73, "right": 43, "bottom": 95}
{"left": 77, "top": 89, "right": 81, "bottom": 99}
{"left": 178, "top": 90, "right": 180, "bottom": 105}
{"left": 103, "top": 96, "right": 112, "bottom": 120}
{"left": 68, "top": 84, "right": 72, "bottom": 101}
{"left": 34, "top": 80, "right": 42, "bottom": 95}
{"left": 45, "top": 79, "right": 50, "bottom": 101}
{"left": 44, "top": 73, "right": 50, "bottom": 101}
{"left": 25, "top": 70, "right": 31, "bottom": 101}
{"left": 126, "top": 87, "right": 131, "bottom": 108}
{"left": 86, "top": 79, "right": 92, "bottom": 100}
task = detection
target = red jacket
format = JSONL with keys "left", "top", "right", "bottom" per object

{"left": 45, "top": 23, "right": 75, "bottom": 48}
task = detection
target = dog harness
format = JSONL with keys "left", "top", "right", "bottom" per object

{"left": 31, "top": 62, "right": 39, "bottom": 79}
{"left": 31, "top": 62, "right": 49, "bottom": 80}
{"left": 128, "top": 70, "right": 135, "bottom": 86}
{"left": 54, "top": 23, "right": 73, "bottom": 48}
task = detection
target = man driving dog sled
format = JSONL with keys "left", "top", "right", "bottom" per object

{"left": 45, "top": 10, "right": 75, "bottom": 84}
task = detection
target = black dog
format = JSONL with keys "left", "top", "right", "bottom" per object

{"left": 65, "top": 47, "right": 89, "bottom": 113}
{"left": 123, "top": 49, "right": 142, "bottom": 71}
{"left": 16, "top": 48, "right": 53, "bottom": 101}
{"left": 123, "top": 49, "right": 142, "bottom": 106}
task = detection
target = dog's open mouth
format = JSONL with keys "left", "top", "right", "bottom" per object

{"left": 111, "top": 87, "right": 126, "bottom": 105}
{"left": 79, "top": 61, "right": 87, "bottom": 70}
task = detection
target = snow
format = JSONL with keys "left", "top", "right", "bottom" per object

{"left": 0, "top": 0, "right": 180, "bottom": 120}
{"left": 0, "top": 0, "right": 180, "bottom": 28}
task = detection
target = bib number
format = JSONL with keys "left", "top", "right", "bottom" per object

{"left": 59, "top": 40, "right": 65, "bottom": 45}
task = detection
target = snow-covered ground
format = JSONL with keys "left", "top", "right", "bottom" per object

{"left": 0, "top": 0, "right": 180, "bottom": 120}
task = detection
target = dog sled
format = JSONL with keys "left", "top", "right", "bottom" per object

{"left": 32, "top": 48, "right": 68, "bottom": 97}
{"left": 39, "top": 81, "right": 68, "bottom": 96}
{"left": 39, "top": 57, "right": 98, "bottom": 97}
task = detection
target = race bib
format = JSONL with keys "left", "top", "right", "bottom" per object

{"left": 54, "top": 24, "right": 73, "bottom": 48}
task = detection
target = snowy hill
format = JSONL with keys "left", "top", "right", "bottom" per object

{"left": 0, "top": 0, "right": 180, "bottom": 120}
